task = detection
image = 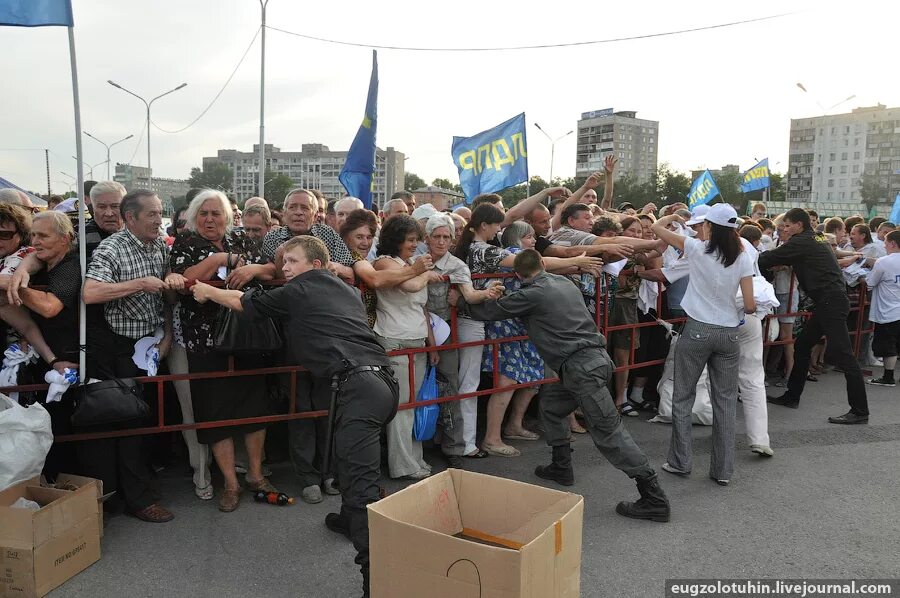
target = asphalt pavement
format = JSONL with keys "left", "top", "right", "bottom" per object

{"left": 51, "top": 369, "right": 900, "bottom": 597}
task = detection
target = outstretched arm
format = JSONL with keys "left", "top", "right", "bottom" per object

{"left": 504, "top": 186, "right": 572, "bottom": 228}
{"left": 550, "top": 173, "right": 602, "bottom": 231}
{"left": 191, "top": 281, "right": 245, "bottom": 312}
{"left": 599, "top": 154, "right": 618, "bottom": 210}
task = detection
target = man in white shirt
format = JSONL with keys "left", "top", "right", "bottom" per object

{"left": 865, "top": 230, "right": 900, "bottom": 386}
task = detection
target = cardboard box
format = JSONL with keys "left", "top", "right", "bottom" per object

{"left": 0, "top": 477, "right": 101, "bottom": 598}
{"left": 369, "top": 469, "right": 584, "bottom": 598}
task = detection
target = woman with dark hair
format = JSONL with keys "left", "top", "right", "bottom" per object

{"left": 652, "top": 204, "right": 756, "bottom": 486}
{"left": 373, "top": 214, "right": 438, "bottom": 479}
{"left": 341, "top": 209, "right": 379, "bottom": 327}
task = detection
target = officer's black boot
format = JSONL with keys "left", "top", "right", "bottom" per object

{"left": 535, "top": 444, "right": 574, "bottom": 486}
{"left": 615, "top": 472, "right": 670, "bottom": 522}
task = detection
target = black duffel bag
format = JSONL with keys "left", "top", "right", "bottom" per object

{"left": 71, "top": 378, "right": 149, "bottom": 427}
{"left": 212, "top": 306, "right": 282, "bottom": 355}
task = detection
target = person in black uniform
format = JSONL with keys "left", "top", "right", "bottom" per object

{"left": 758, "top": 208, "right": 869, "bottom": 424}
{"left": 191, "top": 235, "right": 397, "bottom": 598}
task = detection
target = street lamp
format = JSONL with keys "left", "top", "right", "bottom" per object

{"left": 796, "top": 82, "right": 856, "bottom": 115}
{"left": 71, "top": 156, "right": 106, "bottom": 181}
{"left": 533, "top": 123, "right": 573, "bottom": 185}
{"left": 84, "top": 132, "right": 134, "bottom": 180}
{"left": 107, "top": 80, "right": 187, "bottom": 188}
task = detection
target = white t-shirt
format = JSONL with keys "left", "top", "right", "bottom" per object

{"left": 866, "top": 252, "right": 900, "bottom": 324}
{"left": 680, "top": 236, "right": 755, "bottom": 327}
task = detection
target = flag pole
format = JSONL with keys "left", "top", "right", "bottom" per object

{"left": 68, "top": 26, "right": 87, "bottom": 375}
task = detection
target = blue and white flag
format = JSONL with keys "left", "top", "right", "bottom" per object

{"left": 889, "top": 192, "right": 900, "bottom": 225}
{"left": 0, "top": 0, "right": 73, "bottom": 27}
{"left": 688, "top": 169, "right": 720, "bottom": 209}
{"left": 339, "top": 51, "right": 378, "bottom": 209}
{"left": 740, "top": 158, "right": 770, "bottom": 193}
{"left": 452, "top": 114, "right": 528, "bottom": 202}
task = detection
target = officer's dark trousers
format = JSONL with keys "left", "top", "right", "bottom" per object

{"left": 287, "top": 372, "right": 333, "bottom": 487}
{"left": 334, "top": 368, "right": 398, "bottom": 595}
{"left": 539, "top": 347, "right": 654, "bottom": 479}
{"left": 784, "top": 291, "right": 869, "bottom": 415}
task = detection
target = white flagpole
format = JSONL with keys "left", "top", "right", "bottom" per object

{"left": 68, "top": 26, "right": 87, "bottom": 376}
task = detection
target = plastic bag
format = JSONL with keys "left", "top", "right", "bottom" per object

{"left": 650, "top": 333, "right": 713, "bottom": 426}
{"left": 0, "top": 394, "right": 53, "bottom": 492}
{"left": 413, "top": 366, "right": 440, "bottom": 442}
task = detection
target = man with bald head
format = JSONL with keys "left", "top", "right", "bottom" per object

{"left": 335, "top": 197, "right": 364, "bottom": 231}
{"left": 368, "top": 198, "right": 410, "bottom": 260}
{"left": 452, "top": 206, "right": 471, "bottom": 222}
{"left": 244, "top": 196, "right": 269, "bottom": 210}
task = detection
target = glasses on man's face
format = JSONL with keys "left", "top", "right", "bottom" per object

{"left": 0, "top": 230, "right": 19, "bottom": 240}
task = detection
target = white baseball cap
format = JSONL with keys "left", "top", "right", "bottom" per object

{"left": 705, "top": 203, "right": 740, "bottom": 229}
{"left": 685, "top": 205, "right": 711, "bottom": 227}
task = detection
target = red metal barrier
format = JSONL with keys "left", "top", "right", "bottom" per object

{"left": 1, "top": 271, "right": 873, "bottom": 443}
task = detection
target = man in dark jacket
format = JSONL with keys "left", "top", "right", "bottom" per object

{"left": 455, "top": 248, "right": 670, "bottom": 522}
{"left": 758, "top": 208, "right": 869, "bottom": 424}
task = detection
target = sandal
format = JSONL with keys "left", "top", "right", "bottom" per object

{"left": 503, "top": 429, "right": 540, "bottom": 441}
{"left": 482, "top": 443, "right": 521, "bottom": 457}
{"left": 463, "top": 449, "right": 488, "bottom": 459}
{"left": 620, "top": 403, "right": 639, "bottom": 417}
{"left": 194, "top": 484, "right": 214, "bottom": 501}
{"left": 218, "top": 488, "right": 242, "bottom": 513}
{"left": 570, "top": 423, "right": 588, "bottom": 434}
{"left": 130, "top": 503, "right": 174, "bottom": 523}
{"left": 806, "top": 374, "right": 818, "bottom": 382}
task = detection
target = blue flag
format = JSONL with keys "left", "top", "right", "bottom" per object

{"left": 452, "top": 114, "right": 528, "bottom": 202}
{"left": 688, "top": 170, "right": 720, "bottom": 209}
{"left": 740, "top": 158, "right": 770, "bottom": 193}
{"left": 0, "top": 0, "right": 73, "bottom": 26}
{"left": 889, "top": 193, "right": 900, "bottom": 225}
{"left": 339, "top": 50, "right": 378, "bottom": 209}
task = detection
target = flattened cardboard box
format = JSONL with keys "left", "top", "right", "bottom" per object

{"left": 369, "top": 469, "right": 584, "bottom": 598}
{"left": 0, "top": 477, "right": 102, "bottom": 598}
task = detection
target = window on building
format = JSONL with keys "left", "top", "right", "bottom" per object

{"left": 854, "top": 151, "right": 860, "bottom": 159}
{"left": 839, "top": 179, "right": 847, "bottom": 187}
{"left": 840, "top": 165, "right": 847, "bottom": 174}
{"left": 829, "top": 153, "right": 836, "bottom": 161}
{"left": 852, "top": 165, "right": 860, "bottom": 174}
{"left": 841, "top": 152, "right": 848, "bottom": 160}
{"left": 828, "top": 179, "right": 834, "bottom": 188}
{"left": 843, "top": 139, "right": 849, "bottom": 146}
{"left": 854, "top": 138, "right": 860, "bottom": 146}
{"left": 831, "top": 127, "right": 836, "bottom": 135}
{"left": 827, "top": 192, "right": 833, "bottom": 200}
{"left": 844, "top": 126, "right": 850, "bottom": 134}
{"left": 840, "top": 192, "right": 846, "bottom": 199}
{"left": 828, "top": 166, "right": 833, "bottom": 174}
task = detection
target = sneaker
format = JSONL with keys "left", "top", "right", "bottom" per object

{"left": 620, "top": 403, "right": 639, "bottom": 417}
{"left": 661, "top": 462, "right": 690, "bottom": 477}
{"left": 750, "top": 445, "right": 774, "bottom": 457}
{"left": 301, "top": 484, "right": 324, "bottom": 504}
{"left": 827, "top": 411, "right": 869, "bottom": 425}
{"left": 323, "top": 478, "right": 341, "bottom": 496}
{"left": 766, "top": 394, "right": 800, "bottom": 409}
{"left": 866, "top": 376, "right": 896, "bottom": 387}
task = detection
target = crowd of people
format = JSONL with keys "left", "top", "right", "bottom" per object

{"left": 1, "top": 157, "right": 894, "bottom": 595}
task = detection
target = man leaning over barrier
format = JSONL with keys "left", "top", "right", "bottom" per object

{"left": 452, "top": 248, "right": 671, "bottom": 522}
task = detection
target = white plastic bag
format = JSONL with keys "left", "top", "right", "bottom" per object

{"left": 650, "top": 332, "right": 713, "bottom": 426}
{"left": 0, "top": 394, "right": 53, "bottom": 492}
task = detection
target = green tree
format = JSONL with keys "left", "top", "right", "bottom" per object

{"left": 496, "top": 176, "right": 550, "bottom": 209}
{"left": 653, "top": 164, "right": 692, "bottom": 206}
{"left": 404, "top": 172, "right": 426, "bottom": 190}
{"left": 858, "top": 170, "right": 888, "bottom": 212}
{"left": 188, "top": 163, "right": 233, "bottom": 191}
{"left": 612, "top": 173, "right": 654, "bottom": 208}
{"left": 263, "top": 171, "right": 296, "bottom": 208}
{"left": 712, "top": 169, "right": 743, "bottom": 207}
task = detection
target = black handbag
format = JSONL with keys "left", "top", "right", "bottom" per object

{"left": 212, "top": 307, "right": 282, "bottom": 354}
{"left": 71, "top": 378, "right": 149, "bottom": 427}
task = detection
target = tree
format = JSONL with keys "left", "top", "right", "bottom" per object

{"left": 404, "top": 172, "right": 426, "bottom": 190}
{"left": 859, "top": 170, "right": 888, "bottom": 212}
{"left": 712, "top": 169, "right": 742, "bottom": 207}
{"left": 263, "top": 171, "right": 296, "bottom": 209}
{"left": 496, "top": 176, "right": 549, "bottom": 209}
{"left": 653, "top": 163, "right": 692, "bottom": 206}
{"left": 612, "top": 173, "right": 654, "bottom": 208}
{"left": 188, "top": 163, "right": 233, "bottom": 191}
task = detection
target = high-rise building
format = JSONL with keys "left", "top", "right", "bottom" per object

{"left": 691, "top": 164, "right": 741, "bottom": 182}
{"left": 787, "top": 104, "right": 900, "bottom": 208}
{"left": 113, "top": 163, "right": 190, "bottom": 213}
{"left": 202, "top": 143, "right": 405, "bottom": 208}
{"left": 576, "top": 108, "right": 659, "bottom": 183}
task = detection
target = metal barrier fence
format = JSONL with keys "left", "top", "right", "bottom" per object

{"left": 0, "top": 272, "right": 873, "bottom": 443}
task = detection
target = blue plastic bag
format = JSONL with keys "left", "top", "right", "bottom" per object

{"left": 413, "top": 365, "right": 440, "bottom": 441}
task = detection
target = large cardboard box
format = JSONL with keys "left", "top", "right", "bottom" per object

{"left": 369, "top": 469, "right": 584, "bottom": 598}
{"left": 0, "top": 477, "right": 101, "bottom": 598}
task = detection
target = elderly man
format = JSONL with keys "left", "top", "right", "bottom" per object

{"left": 369, "top": 198, "right": 410, "bottom": 260}
{"left": 452, "top": 205, "right": 471, "bottom": 222}
{"left": 392, "top": 190, "right": 416, "bottom": 213}
{"left": 335, "top": 197, "right": 364, "bottom": 231}
{"left": 80, "top": 189, "right": 181, "bottom": 523}
{"left": 0, "top": 188, "right": 25, "bottom": 205}
{"left": 242, "top": 205, "right": 273, "bottom": 245}
{"left": 244, "top": 196, "right": 268, "bottom": 210}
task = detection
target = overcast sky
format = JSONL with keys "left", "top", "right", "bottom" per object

{"left": 2, "top": 0, "right": 897, "bottom": 195}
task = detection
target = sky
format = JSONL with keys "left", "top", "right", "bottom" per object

{"left": 2, "top": 0, "right": 898, "bottom": 195}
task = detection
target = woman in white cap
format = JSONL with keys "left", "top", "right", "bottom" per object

{"left": 651, "top": 203, "right": 756, "bottom": 486}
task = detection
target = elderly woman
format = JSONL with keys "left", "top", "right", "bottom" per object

{"left": 373, "top": 214, "right": 437, "bottom": 479}
{"left": 340, "top": 209, "right": 379, "bottom": 327}
{"left": 170, "top": 189, "right": 276, "bottom": 512}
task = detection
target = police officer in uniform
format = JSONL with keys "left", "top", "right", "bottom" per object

{"left": 192, "top": 235, "right": 397, "bottom": 597}
{"left": 759, "top": 208, "right": 870, "bottom": 424}
{"left": 455, "top": 248, "right": 671, "bottom": 522}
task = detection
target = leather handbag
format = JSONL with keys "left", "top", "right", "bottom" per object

{"left": 71, "top": 378, "right": 149, "bottom": 427}
{"left": 212, "top": 307, "right": 282, "bottom": 354}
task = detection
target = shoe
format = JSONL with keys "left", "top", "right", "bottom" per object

{"left": 323, "top": 478, "right": 341, "bottom": 495}
{"left": 661, "top": 462, "right": 690, "bottom": 477}
{"left": 615, "top": 473, "right": 670, "bottom": 522}
{"left": 709, "top": 475, "right": 729, "bottom": 486}
{"left": 218, "top": 488, "right": 241, "bottom": 512}
{"left": 828, "top": 411, "right": 869, "bottom": 425}
{"left": 301, "top": 484, "right": 324, "bottom": 504}
{"left": 130, "top": 503, "right": 174, "bottom": 523}
{"left": 620, "top": 403, "right": 639, "bottom": 417}
{"left": 502, "top": 429, "right": 540, "bottom": 441}
{"left": 482, "top": 443, "right": 521, "bottom": 457}
{"left": 402, "top": 469, "right": 431, "bottom": 480}
{"left": 867, "top": 376, "right": 896, "bottom": 387}
{"left": 325, "top": 512, "right": 352, "bottom": 540}
{"left": 766, "top": 394, "right": 799, "bottom": 409}
{"left": 194, "top": 484, "right": 214, "bottom": 501}
{"left": 750, "top": 445, "right": 774, "bottom": 457}
{"left": 463, "top": 449, "right": 489, "bottom": 459}
{"left": 534, "top": 445, "right": 575, "bottom": 486}
{"left": 446, "top": 455, "right": 463, "bottom": 468}
{"left": 245, "top": 477, "right": 278, "bottom": 494}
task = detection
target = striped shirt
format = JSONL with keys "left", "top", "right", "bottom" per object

{"left": 260, "top": 224, "right": 355, "bottom": 267}
{"left": 85, "top": 228, "right": 169, "bottom": 339}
